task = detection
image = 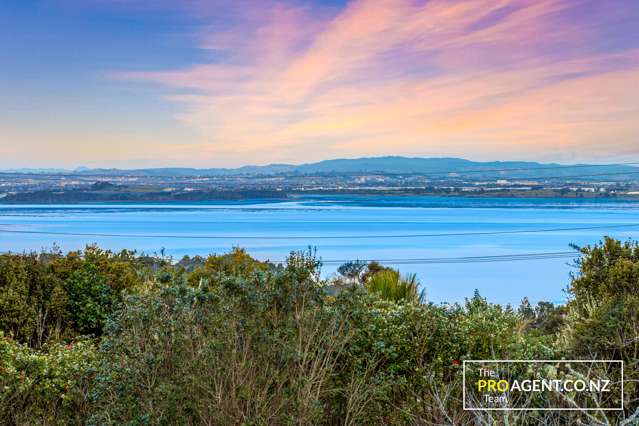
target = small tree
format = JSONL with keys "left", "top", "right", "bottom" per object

{"left": 563, "top": 237, "right": 639, "bottom": 419}
{"left": 337, "top": 260, "right": 367, "bottom": 283}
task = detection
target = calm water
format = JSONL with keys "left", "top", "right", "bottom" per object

{"left": 1, "top": 195, "right": 638, "bottom": 305}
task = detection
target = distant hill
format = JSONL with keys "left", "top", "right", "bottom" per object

{"left": 296, "top": 157, "right": 531, "bottom": 174}
{"left": 3, "top": 157, "right": 638, "bottom": 179}
{"left": 293, "top": 156, "right": 639, "bottom": 178}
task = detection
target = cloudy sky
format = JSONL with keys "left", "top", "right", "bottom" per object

{"left": 1, "top": 0, "right": 638, "bottom": 168}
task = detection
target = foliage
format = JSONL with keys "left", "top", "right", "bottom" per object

{"left": 562, "top": 237, "right": 639, "bottom": 418}
{"left": 336, "top": 260, "right": 367, "bottom": 282}
{"left": 0, "top": 240, "right": 637, "bottom": 424}
{"left": 360, "top": 260, "right": 393, "bottom": 283}
{"left": 0, "top": 333, "right": 97, "bottom": 425}
{"left": 186, "top": 247, "right": 273, "bottom": 287}
{"left": 0, "top": 246, "right": 144, "bottom": 347}
{"left": 90, "top": 251, "right": 353, "bottom": 425}
{"left": 365, "top": 269, "right": 424, "bottom": 303}
{"left": 569, "top": 237, "right": 639, "bottom": 303}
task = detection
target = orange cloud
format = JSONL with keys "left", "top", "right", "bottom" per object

{"left": 115, "top": 0, "right": 639, "bottom": 165}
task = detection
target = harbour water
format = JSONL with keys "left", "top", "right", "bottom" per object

{"left": 1, "top": 195, "right": 638, "bottom": 305}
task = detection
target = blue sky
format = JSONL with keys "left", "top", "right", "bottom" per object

{"left": 1, "top": 0, "right": 638, "bottom": 168}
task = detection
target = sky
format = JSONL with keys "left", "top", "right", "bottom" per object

{"left": 1, "top": 0, "right": 638, "bottom": 168}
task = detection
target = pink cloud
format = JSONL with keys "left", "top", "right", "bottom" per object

{"left": 112, "top": 0, "right": 639, "bottom": 165}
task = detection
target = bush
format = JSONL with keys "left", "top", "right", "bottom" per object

{"left": 89, "top": 251, "right": 357, "bottom": 425}
{"left": 562, "top": 238, "right": 639, "bottom": 419}
{"left": 0, "top": 334, "right": 97, "bottom": 425}
{"left": 0, "top": 246, "right": 145, "bottom": 347}
{"left": 0, "top": 242, "right": 637, "bottom": 424}
{"left": 365, "top": 269, "right": 423, "bottom": 303}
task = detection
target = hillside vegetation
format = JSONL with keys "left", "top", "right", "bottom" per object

{"left": 0, "top": 239, "right": 637, "bottom": 425}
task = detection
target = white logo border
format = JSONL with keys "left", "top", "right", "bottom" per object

{"left": 462, "top": 359, "right": 625, "bottom": 411}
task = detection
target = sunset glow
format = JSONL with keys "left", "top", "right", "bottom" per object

{"left": 2, "top": 0, "right": 638, "bottom": 167}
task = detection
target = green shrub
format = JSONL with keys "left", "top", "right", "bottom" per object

{"left": 0, "top": 242, "right": 636, "bottom": 424}
{"left": 365, "top": 269, "right": 424, "bottom": 303}
{"left": 89, "top": 251, "right": 355, "bottom": 425}
{"left": 562, "top": 238, "right": 639, "bottom": 419}
{"left": 0, "top": 333, "right": 97, "bottom": 425}
{"left": 0, "top": 246, "right": 145, "bottom": 347}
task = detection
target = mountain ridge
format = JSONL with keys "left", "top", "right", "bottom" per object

{"left": 3, "top": 156, "right": 638, "bottom": 178}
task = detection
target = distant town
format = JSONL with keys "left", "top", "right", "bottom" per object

{"left": 1, "top": 157, "right": 638, "bottom": 203}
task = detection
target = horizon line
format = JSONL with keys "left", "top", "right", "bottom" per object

{"left": 3, "top": 156, "right": 639, "bottom": 173}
